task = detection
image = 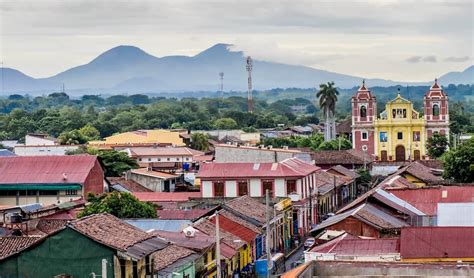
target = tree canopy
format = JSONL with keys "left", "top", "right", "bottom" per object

{"left": 426, "top": 134, "right": 448, "bottom": 159}
{"left": 79, "top": 192, "right": 157, "bottom": 218}
{"left": 443, "top": 138, "right": 474, "bottom": 183}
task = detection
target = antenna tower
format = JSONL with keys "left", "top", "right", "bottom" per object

{"left": 246, "top": 56, "right": 253, "bottom": 113}
{"left": 219, "top": 72, "right": 224, "bottom": 97}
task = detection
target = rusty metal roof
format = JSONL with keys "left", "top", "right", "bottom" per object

{"left": 0, "top": 155, "right": 99, "bottom": 184}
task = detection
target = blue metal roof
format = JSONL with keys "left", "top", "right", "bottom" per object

{"left": 125, "top": 219, "right": 192, "bottom": 232}
{"left": 19, "top": 203, "right": 43, "bottom": 213}
{"left": 0, "top": 149, "right": 15, "bottom": 157}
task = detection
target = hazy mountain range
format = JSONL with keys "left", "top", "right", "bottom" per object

{"left": 0, "top": 43, "right": 472, "bottom": 95}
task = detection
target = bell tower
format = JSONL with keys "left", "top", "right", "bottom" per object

{"left": 351, "top": 80, "right": 376, "bottom": 156}
{"left": 424, "top": 78, "right": 449, "bottom": 138}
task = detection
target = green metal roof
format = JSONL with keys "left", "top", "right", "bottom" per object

{"left": 0, "top": 183, "right": 82, "bottom": 190}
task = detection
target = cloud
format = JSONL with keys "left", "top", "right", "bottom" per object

{"left": 406, "top": 55, "right": 437, "bottom": 63}
{"left": 444, "top": 56, "right": 470, "bottom": 62}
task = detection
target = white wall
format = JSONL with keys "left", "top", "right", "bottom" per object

{"left": 274, "top": 179, "right": 285, "bottom": 197}
{"left": 250, "top": 179, "right": 261, "bottom": 197}
{"left": 438, "top": 203, "right": 474, "bottom": 226}
{"left": 225, "top": 180, "right": 237, "bottom": 197}
{"left": 202, "top": 181, "right": 213, "bottom": 197}
{"left": 136, "top": 155, "right": 193, "bottom": 163}
{"left": 14, "top": 145, "right": 79, "bottom": 156}
{"left": 25, "top": 135, "right": 57, "bottom": 146}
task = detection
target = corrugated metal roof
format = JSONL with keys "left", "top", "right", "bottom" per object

{"left": 209, "top": 214, "right": 258, "bottom": 243}
{"left": 126, "top": 219, "right": 192, "bottom": 232}
{"left": 125, "top": 237, "right": 168, "bottom": 260}
{"left": 197, "top": 158, "right": 319, "bottom": 179}
{"left": 0, "top": 149, "right": 15, "bottom": 157}
{"left": 0, "top": 155, "right": 99, "bottom": 184}
{"left": 111, "top": 184, "right": 131, "bottom": 193}
{"left": 132, "top": 192, "right": 201, "bottom": 202}
{"left": 19, "top": 203, "right": 43, "bottom": 213}
{"left": 373, "top": 189, "right": 426, "bottom": 216}
{"left": 400, "top": 227, "right": 474, "bottom": 259}
{"left": 389, "top": 186, "right": 474, "bottom": 215}
{"left": 152, "top": 230, "right": 214, "bottom": 251}
{"left": 310, "top": 233, "right": 399, "bottom": 255}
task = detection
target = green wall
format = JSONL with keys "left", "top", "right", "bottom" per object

{"left": 0, "top": 228, "right": 115, "bottom": 278}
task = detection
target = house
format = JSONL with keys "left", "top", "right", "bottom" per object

{"left": 156, "top": 208, "right": 212, "bottom": 221}
{"left": 214, "top": 143, "right": 312, "bottom": 163}
{"left": 311, "top": 203, "right": 409, "bottom": 238}
{"left": 124, "top": 146, "right": 204, "bottom": 170}
{"left": 126, "top": 219, "right": 193, "bottom": 232}
{"left": 198, "top": 158, "right": 320, "bottom": 234}
{"left": 0, "top": 155, "right": 104, "bottom": 206}
{"left": 336, "top": 118, "right": 352, "bottom": 141}
{"left": 25, "top": 133, "right": 58, "bottom": 146}
{"left": 14, "top": 144, "right": 81, "bottom": 156}
{"left": 197, "top": 129, "right": 261, "bottom": 145}
{"left": 315, "top": 170, "right": 355, "bottom": 218}
{"left": 153, "top": 244, "right": 200, "bottom": 278}
{"left": 352, "top": 80, "right": 449, "bottom": 161}
{"left": 0, "top": 213, "right": 168, "bottom": 278}
{"left": 400, "top": 227, "right": 474, "bottom": 262}
{"left": 127, "top": 168, "right": 181, "bottom": 192}
{"left": 311, "top": 149, "right": 373, "bottom": 170}
{"left": 327, "top": 165, "right": 360, "bottom": 199}
{"left": 107, "top": 177, "right": 153, "bottom": 193}
{"left": 151, "top": 229, "right": 217, "bottom": 277}
{"left": 194, "top": 218, "right": 251, "bottom": 277}
{"left": 88, "top": 129, "right": 185, "bottom": 149}
{"left": 304, "top": 233, "right": 400, "bottom": 262}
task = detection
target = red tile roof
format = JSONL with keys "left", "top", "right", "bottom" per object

{"left": 387, "top": 186, "right": 474, "bottom": 215}
{"left": 107, "top": 177, "right": 153, "bottom": 192}
{"left": 153, "top": 244, "right": 195, "bottom": 271}
{"left": 36, "top": 219, "right": 68, "bottom": 234}
{"left": 400, "top": 161, "right": 443, "bottom": 183}
{"left": 197, "top": 158, "right": 319, "bottom": 179}
{"left": 209, "top": 213, "right": 258, "bottom": 243}
{"left": 151, "top": 230, "right": 214, "bottom": 251}
{"left": 310, "top": 233, "right": 399, "bottom": 255}
{"left": 132, "top": 192, "right": 201, "bottom": 202}
{"left": 224, "top": 195, "right": 267, "bottom": 224}
{"left": 312, "top": 149, "right": 373, "bottom": 165}
{"left": 0, "top": 155, "right": 99, "bottom": 184}
{"left": 69, "top": 213, "right": 155, "bottom": 251}
{"left": 193, "top": 218, "right": 245, "bottom": 250}
{"left": 400, "top": 227, "right": 474, "bottom": 259}
{"left": 157, "top": 209, "right": 211, "bottom": 220}
{"left": 0, "top": 236, "right": 43, "bottom": 260}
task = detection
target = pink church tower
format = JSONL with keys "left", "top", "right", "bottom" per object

{"left": 351, "top": 80, "right": 377, "bottom": 157}
{"left": 424, "top": 78, "right": 449, "bottom": 138}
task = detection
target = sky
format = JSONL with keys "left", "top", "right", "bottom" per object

{"left": 0, "top": 0, "right": 473, "bottom": 81}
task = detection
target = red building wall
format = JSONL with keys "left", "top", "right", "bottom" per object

{"left": 327, "top": 216, "right": 381, "bottom": 238}
{"left": 83, "top": 159, "right": 105, "bottom": 196}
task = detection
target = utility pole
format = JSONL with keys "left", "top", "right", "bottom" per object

{"left": 215, "top": 211, "right": 222, "bottom": 278}
{"left": 265, "top": 189, "right": 272, "bottom": 278}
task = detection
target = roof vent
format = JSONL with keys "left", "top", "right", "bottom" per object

{"left": 62, "top": 173, "right": 68, "bottom": 180}
{"left": 253, "top": 163, "right": 260, "bottom": 170}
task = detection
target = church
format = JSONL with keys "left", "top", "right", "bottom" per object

{"left": 351, "top": 79, "right": 449, "bottom": 161}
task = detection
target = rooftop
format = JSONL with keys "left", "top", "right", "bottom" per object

{"left": 209, "top": 213, "right": 259, "bottom": 243}
{"left": 328, "top": 165, "right": 360, "bottom": 179}
{"left": 316, "top": 170, "right": 350, "bottom": 195}
{"left": 156, "top": 209, "right": 211, "bottom": 221}
{"left": 132, "top": 192, "right": 201, "bottom": 202}
{"left": 0, "top": 149, "right": 15, "bottom": 157}
{"left": 126, "top": 219, "right": 192, "bottom": 232}
{"left": 215, "top": 144, "right": 302, "bottom": 153}
{"left": 197, "top": 158, "right": 319, "bottom": 179}
{"left": 224, "top": 195, "right": 267, "bottom": 225}
{"left": 193, "top": 218, "right": 245, "bottom": 250}
{"left": 0, "top": 155, "right": 99, "bottom": 185}
{"left": 89, "top": 129, "right": 185, "bottom": 147}
{"left": 130, "top": 168, "right": 180, "bottom": 180}
{"left": 312, "top": 149, "right": 372, "bottom": 165}
{"left": 127, "top": 146, "right": 204, "bottom": 157}
{"left": 400, "top": 227, "right": 474, "bottom": 259}
{"left": 107, "top": 177, "right": 153, "bottom": 192}
{"left": 310, "top": 233, "right": 399, "bottom": 255}
{"left": 151, "top": 230, "right": 214, "bottom": 251}
{"left": 153, "top": 244, "right": 195, "bottom": 272}
{"left": 0, "top": 236, "right": 43, "bottom": 260}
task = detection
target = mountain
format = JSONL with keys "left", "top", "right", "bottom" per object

{"left": 439, "top": 65, "right": 474, "bottom": 85}
{"left": 0, "top": 44, "right": 472, "bottom": 95}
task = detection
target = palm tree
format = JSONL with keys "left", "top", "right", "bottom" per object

{"left": 317, "top": 82, "right": 339, "bottom": 141}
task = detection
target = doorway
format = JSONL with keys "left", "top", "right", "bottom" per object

{"left": 414, "top": 150, "right": 421, "bottom": 160}
{"left": 380, "top": 151, "right": 388, "bottom": 162}
{"left": 395, "top": 145, "right": 405, "bottom": 161}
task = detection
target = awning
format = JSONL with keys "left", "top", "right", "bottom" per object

{"left": 0, "top": 184, "right": 82, "bottom": 190}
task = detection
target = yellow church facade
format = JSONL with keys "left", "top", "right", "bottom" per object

{"left": 351, "top": 80, "right": 449, "bottom": 162}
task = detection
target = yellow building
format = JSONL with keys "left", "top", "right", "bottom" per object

{"left": 351, "top": 80, "right": 449, "bottom": 161}
{"left": 88, "top": 129, "right": 185, "bottom": 149}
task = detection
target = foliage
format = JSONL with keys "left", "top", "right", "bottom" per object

{"left": 58, "top": 129, "right": 87, "bottom": 145}
{"left": 261, "top": 134, "right": 351, "bottom": 151}
{"left": 443, "top": 138, "right": 474, "bottom": 183}
{"left": 67, "top": 147, "right": 139, "bottom": 177}
{"left": 317, "top": 82, "right": 339, "bottom": 117}
{"left": 426, "top": 134, "right": 449, "bottom": 158}
{"left": 79, "top": 123, "right": 101, "bottom": 141}
{"left": 79, "top": 192, "right": 157, "bottom": 218}
{"left": 191, "top": 132, "right": 210, "bottom": 151}
{"left": 213, "top": 117, "right": 238, "bottom": 129}
{"left": 356, "top": 168, "right": 372, "bottom": 185}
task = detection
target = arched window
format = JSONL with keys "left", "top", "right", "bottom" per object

{"left": 360, "top": 106, "right": 367, "bottom": 118}
{"left": 432, "top": 104, "right": 440, "bottom": 116}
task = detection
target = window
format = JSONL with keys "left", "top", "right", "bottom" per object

{"left": 238, "top": 181, "right": 248, "bottom": 196}
{"left": 138, "top": 158, "right": 142, "bottom": 161}
{"left": 213, "top": 181, "right": 225, "bottom": 197}
{"left": 65, "top": 190, "right": 77, "bottom": 196}
{"left": 0, "top": 190, "right": 17, "bottom": 196}
{"left": 397, "top": 132, "right": 403, "bottom": 140}
{"left": 360, "top": 106, "right": 367, "bottom": 118}
{"left": 167, "top": 158, "right": 170, "bottom": 161}
{"left": 262, "top": 180, "right": 273, "bottom": 196}
{"left": 403, "top": 109, "right": 407, "bottom": 118}
{"left": 177, "top": 158, "right": 180, "bottom": 161}
{"left": 433, "top": 104, "right": 440, "bottom": 116}
{"left": 286, "top": 180, "right": 297, "bottom": 195}
{"left": 158, "top": 158, "right": 161, "bottom": 161}
{"left": 148, "top": 158, "right": 151, "bottom": 161}
{"left": 380, "top": 132, "right": 387, "bottom": 142}
{"left": 361, "top": 131, "right": 368, "bottom": 141}
{"left": 413, "top": 131, "right": 420, "bottom": 142}
{"left": 186, "top": 157, "right": 189, "bottom": 161}
{"left": 39, "top": 190, "right": 58, "bottom": 196}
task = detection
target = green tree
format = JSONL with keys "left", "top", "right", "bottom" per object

{"left": 58, "top": 129, "right": 87, "bottom": 145}
{"left": 191, "top": 132, "right": 210, "bottom": 151}
{"left": 91, "top": 149, "right": 139, "bottom": 177}
{"left": 443, "top": 138, "right": 474, "bottom": 183}
{"left": 79, "top": 123, "right": 101, "bottom": 141}
{"left": 79, "top": 192, "right": 157, "bottom": 218}
{"left": 317, "top": 82, "right": 339, "bottom": 141}
{"left": 426, "top": 134, "right": 448, "bottom": 158}
{"left": 213, "top": 117, "right": 238, "bottom": 129}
